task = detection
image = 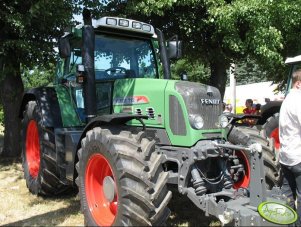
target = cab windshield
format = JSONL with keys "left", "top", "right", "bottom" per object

{"left": 65, "top": 33, "right": 159, "bottom": 119}
{"left": 94, "top": 34, "right": 158, "bottom": 80}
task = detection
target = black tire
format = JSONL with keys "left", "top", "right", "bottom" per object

{"left": 21, "top": 101, "right": 71, "bottom": 195}
{"left": 261, "top": 113, "right": 280, "bottom": 152}
{"left": 76, "top": 127, "right": 171, "bottom": 226}
{"left": 228, "top": 126, "right": 282, "bottom": 189}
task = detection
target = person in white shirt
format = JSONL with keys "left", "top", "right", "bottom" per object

{"left": 279, "top": 68, "right": 301, "bottom": 226}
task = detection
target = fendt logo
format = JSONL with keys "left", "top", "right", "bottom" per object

{"left": 200, "top": 99, "right": 220, "bottom": 105}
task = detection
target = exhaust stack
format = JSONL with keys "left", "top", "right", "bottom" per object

{"left": 82, "top": 9, "right": 96, "bottom": 122}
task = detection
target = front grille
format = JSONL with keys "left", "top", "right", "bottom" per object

{"left": 169, "top": 95, "right": 187, "bottom": 135}
{"left": 175, "top": 81, "right": 222, "bottom": 130}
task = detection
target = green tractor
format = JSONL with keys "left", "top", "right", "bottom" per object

{"left": 20, "top": 13, "right": 289, "bottom": 226}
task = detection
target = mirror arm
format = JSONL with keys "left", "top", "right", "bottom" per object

{"left": 167, "top": 35, "right": 179, "bottom": 43}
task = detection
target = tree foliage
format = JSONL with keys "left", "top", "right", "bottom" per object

{"left": 227, "top": 59, "right": 269, "bottom": 86}
{"left": 0, "top": 1, "right": 73, "bottom": 71}
{"left": 0, "top": 1, "right": 74, "bottom": 156}
{"left": 171, "top": 59, "right": 210, "bottom": 83}
{"left": 22, "top": 64, "right": 55, "bottom": 89}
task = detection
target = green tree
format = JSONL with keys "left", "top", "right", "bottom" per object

{"left": 0, "top": 1, "right": 73, "bottom": 157}
{"left": 22, "top": 64, "right": 55, "bottom": 89}
{"left": 0, "top": 64, "right": 53, "bottom": 130}
{"left": 171, "top": 59, "right": 210, "bottom": 83}
{"left": 266, "top": 1, "right": 301, "bottom": 84}
{"left": 228, "top": 58, "right": 269, "bottom": 86}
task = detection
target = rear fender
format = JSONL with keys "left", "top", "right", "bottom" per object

{"left": 19, "top": 87, "right": 63, "bottom": 128}
{"left": 257, "top": 101, "right": 282, "bottom": 125}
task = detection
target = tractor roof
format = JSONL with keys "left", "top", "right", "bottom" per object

{"left": 285, "top": 55, "right": 301, "bottom": 64}
{"left": 94, "top": 17, "right": 155, "bottom": 36}
{"left": 71, "top": 17, "right": 156, "bottom": 39}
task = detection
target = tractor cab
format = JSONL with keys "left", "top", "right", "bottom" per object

{"left": 56, "top": 17, "right": 181, "bottom": 122}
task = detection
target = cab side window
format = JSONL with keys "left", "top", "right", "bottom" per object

{"left": 68, "top": 48, "right": 82, "bottom": 75}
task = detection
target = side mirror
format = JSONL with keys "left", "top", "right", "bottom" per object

{"left": 58, "top": 33, "right": 71, "bottom": 58}
{"left": 180, "top": 71, "right": 188, "bottom": 81}
{"left": 167, "top": 35, "right": 182, "bottom": 60}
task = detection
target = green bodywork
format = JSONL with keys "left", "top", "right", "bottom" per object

{"left": 54, "top": 25, "right": 226, "bottom": 148}
{"left": 55, "top": 77, "right": 226, "bottom": 147}
{"left": 55, "top": 85, "right": 83, "bottom": 127}
{"left": 113, "top": 78, "right": 167, "bottom": 128}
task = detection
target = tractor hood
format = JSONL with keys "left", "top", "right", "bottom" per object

{"left": 113, "top": 78, "right": 226, "bottom": 147}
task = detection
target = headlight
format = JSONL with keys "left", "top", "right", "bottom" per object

{"left": 219, "top": 115, "right": 229, "bottom": 128}
{"left": 189, "top": 114, "right": 204, "bottom": 129}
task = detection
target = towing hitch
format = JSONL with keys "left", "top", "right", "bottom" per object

{"left": 211, "top": 142, "right": 296, "bottom": 226}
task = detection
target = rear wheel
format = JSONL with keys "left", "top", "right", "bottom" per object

{"left": 76, "top": 127, "right": 171, "bottom": 226}
{"left": 228, "top": 126, "right": 282, "bottom": 189}
{"left": 21, "top": 101, "right": 71, "bottom": 195}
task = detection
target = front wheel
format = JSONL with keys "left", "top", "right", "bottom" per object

{"left": 76, "top": 127, "right": 171, "bottom": 226}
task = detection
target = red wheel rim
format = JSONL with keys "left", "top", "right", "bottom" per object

{"left": 85, "top": 153, "right": 118, "bottom": 226}
{"left": 269, "top": 127, "right": 280, "bottom": 150}
{"left": 233, "top": 151, "right": 250, "bottom": 189}
{"left": 25, "top": 120, "right": 40, "bottom": 178}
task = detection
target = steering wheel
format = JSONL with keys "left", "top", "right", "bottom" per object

{"left": 105, "top": 67, "right": 127, "bottom": 77}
